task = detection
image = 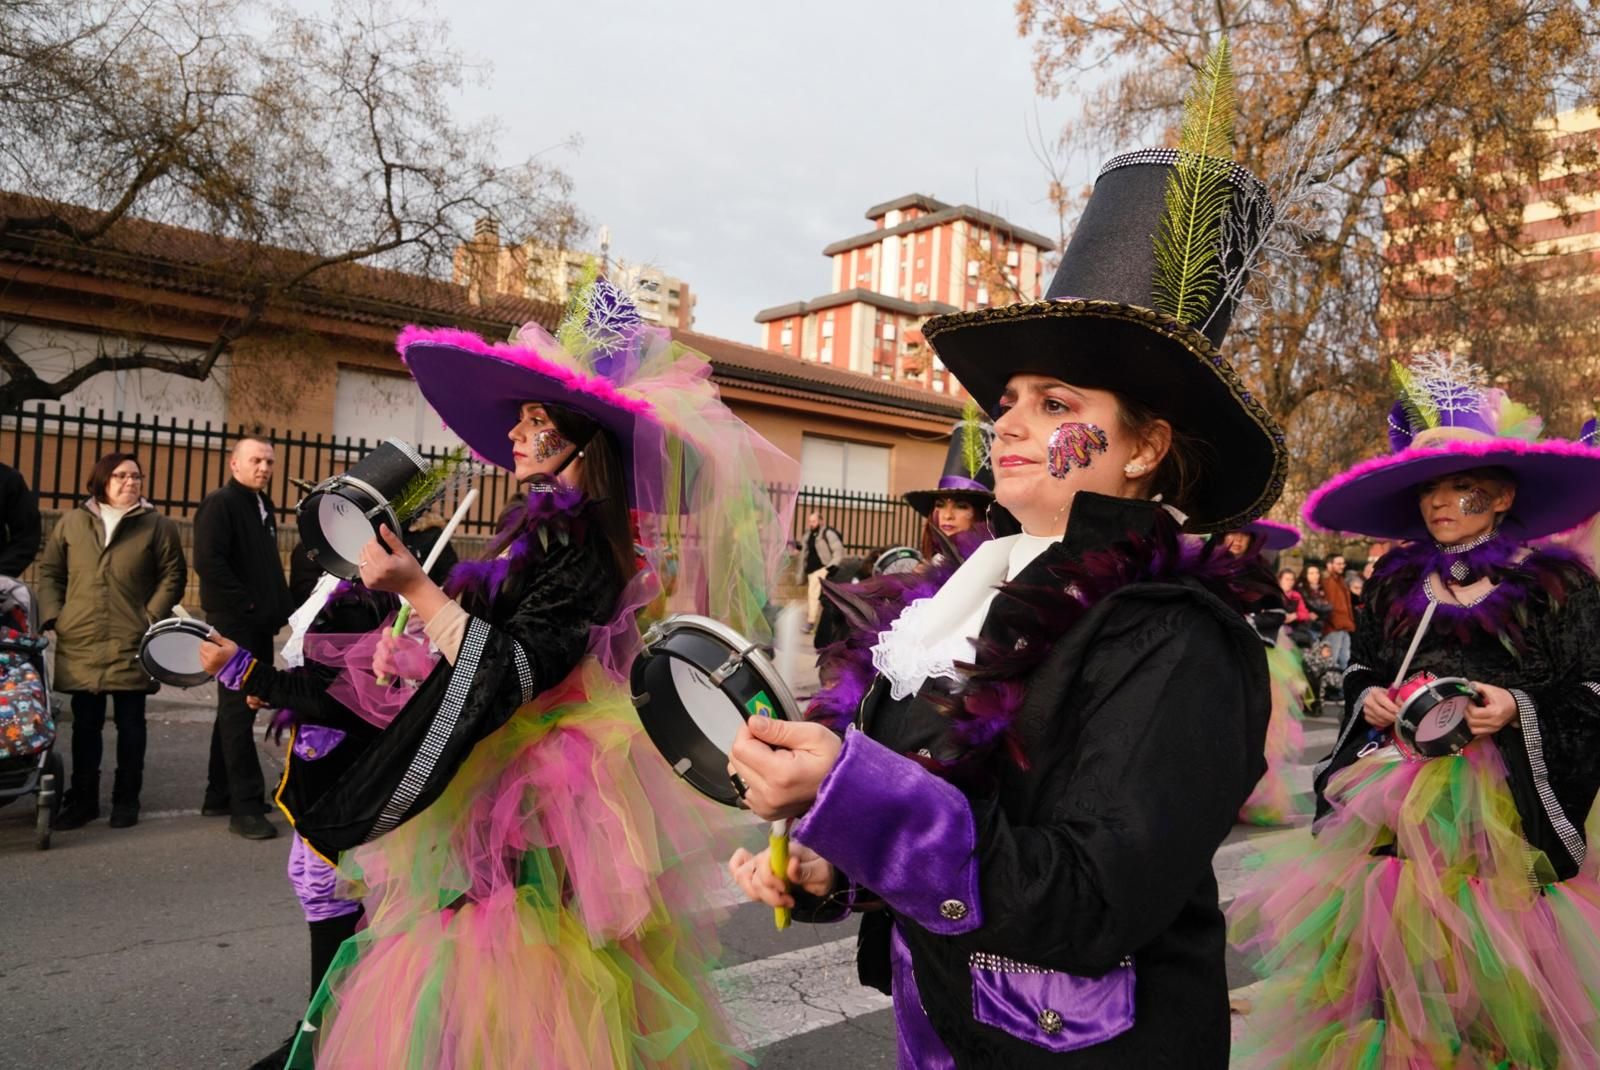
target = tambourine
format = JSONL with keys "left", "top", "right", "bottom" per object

{"left": 630, "top": 614, "right": 800, "bottom": 806}
{"left": 297, "top": 439, "right": 430, "bottom": 580}
{"left": 1396, "top": 676, "right": 1479, "bottom": 759}
{"left": 139, "top": 617, "right": 215, "bottom": 687}
{"left": 872, "top": 546, "right": 924, "bottom": 576}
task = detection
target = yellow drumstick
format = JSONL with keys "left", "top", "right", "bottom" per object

{"left": 770, "top": 818, "right": 792, "bottom": 930}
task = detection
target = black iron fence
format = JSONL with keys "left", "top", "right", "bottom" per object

{"left": 2, "top": 405, "right": 928, "bottom": 561}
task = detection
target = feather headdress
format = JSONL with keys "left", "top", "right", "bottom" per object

{"left": 1152, "top": 37, "right": 1237, "bottom": 327}
{"left": 960, "top": 397, "right": 986, "bottom": 479}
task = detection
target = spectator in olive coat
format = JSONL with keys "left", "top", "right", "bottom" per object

{"left": 37, "top": 453, "right": 187, "bottom": 828}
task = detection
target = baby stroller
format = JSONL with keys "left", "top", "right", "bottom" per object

{"left": 0, "top": 576, "right": 61, "bottom": 849}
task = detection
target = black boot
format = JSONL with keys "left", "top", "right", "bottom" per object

{"left": 54, "top": 772, "right": 101, "bottom": 830}
{"left": 109, "top": 767, "right": 142, "bottom": 828}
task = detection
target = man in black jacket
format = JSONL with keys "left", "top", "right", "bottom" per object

{"left": 194, "top": 437, "right": 292, "bottom": 839}
{"left": 0, "top": 462, "right": 42, "bottom": 577}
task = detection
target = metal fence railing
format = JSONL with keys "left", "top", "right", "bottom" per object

{"left": 2, "top": 406, "right": 929, "bottom": 559}
{"left": 785, "top": 485, "right": 925, "bottom": 557}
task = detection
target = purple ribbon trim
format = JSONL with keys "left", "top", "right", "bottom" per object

{"left": 792, "top": 728, "right": 982, "bottom": 935}
{"left": 287, "top": 834, "right": 360, "bottom": 922}
{"left": 937, "top": 475, "right": 989, "bottom": 492}
{"left": 216, "top": 649, "right": 256, "bottom": 691}
{"left": 892, "top": 926, "right": 956, "bottom": 1069}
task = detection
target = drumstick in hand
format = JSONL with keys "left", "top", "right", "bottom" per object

{"left": 376, "top": 488, "right": 478, "bottom": 685}
{"left": 769, "top": 818, "right": 792, "bottom": 930}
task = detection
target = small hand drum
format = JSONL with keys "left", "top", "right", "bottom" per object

{"left": 297, "top": 439, "right": 430, "bottom": 580}
{"left": 139, "top": 617, "right": 216, "bottom": 687}
{"left": 630, "top": 614, "right": 800, "bottom": 806}
{"left": 872, "top": 546, "right": 924, "bottom": 576}
{"left": 1396, "top": 676, "right": 1479, "bottom": 759}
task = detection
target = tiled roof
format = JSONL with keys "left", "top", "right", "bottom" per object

{"left": 0, "top": 192, "right": 959, "bottom": 420}
{"left": 675, "top": 329, "right": 964, "bottom": 419}
{"left": 0, "top": 191, "right": 564, "bottom": 334}
{"left": 822, "top": 204, "right": 1056, "bottom": 257}
{"left": 862, "top": 194, "right": 950, "bottom": 220}
{"left": 753, "top": 288, "right": 958, "bottom": 322}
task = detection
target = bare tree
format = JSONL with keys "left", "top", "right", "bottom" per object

{"left": 0, "top": 0, "right": 584, "bottom": 410}
{"left": 1015, "top": 0, "right": 1600, "bottom": 531}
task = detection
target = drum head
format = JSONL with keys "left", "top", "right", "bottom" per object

{"left": 1399, "top": 677, "right": 1478, "bottom": 757}
{"left": 299, "top": 483, "right": 396, "bottom": 580}
{"left": 873, "top": 546, "right": 923, "bottom": 576}
{"left": 631, "top": 615, "right": 801, "bottom": 807}
{"left": 140, "top": 618, "right": 214, "bottom": 687}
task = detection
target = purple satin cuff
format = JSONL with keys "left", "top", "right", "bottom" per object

{"left": 792, "top": 728, "right": 981, "bottom": 934}
{"left": 292, "top": 725, "right": 346, "bottom": 761}
{"left": 216, "top": 649, "right": 256, "bottom": 691}
{"left": 892, "top": 925, "right": 956, "bottom": 1069}
{"left": 970, "top": 952, "right": 1136, "bottom": 1053}
{"left": 938, "top": 474, "right": 988, "bottom": 492}
{"left": 288, "top": 834, "right": 359, "bottom": 922}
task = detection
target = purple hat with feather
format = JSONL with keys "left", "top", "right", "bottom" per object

{"left": 398, "top": 274, "right": 669, "bottom": 499}
{"left": 903, "top": 409, "right": 995, "bottom": 517}
{"left": 1304, "top": 352, "right": 1600, "bottom": 542}
{"left": 1243, "top": 518, "right": 1301, "bottom": 551}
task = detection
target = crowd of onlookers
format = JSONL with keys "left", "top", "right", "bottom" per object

{"left": 1275, "top": 542, "right": 1389, "bottom": 705}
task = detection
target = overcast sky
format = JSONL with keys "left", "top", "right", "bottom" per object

{"left": 440, "top": 0, "right": 1086, "bottom": 343}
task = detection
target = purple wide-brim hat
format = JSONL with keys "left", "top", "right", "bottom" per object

{"left": 398, "top": 325, "right": 657, "bottom": 477}
{"left": 1304, "top": 437, "right": 1600, "bottom": 542}
{"left": 1244, "top": 518, "right": 1301, "bottom": 551}
{"left": 903, "top": 475, "right": 994, "bottom": 517}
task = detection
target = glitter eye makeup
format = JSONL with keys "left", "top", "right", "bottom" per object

{"left": 530, "top": 427, "right": 572, "bottom": 463}
{"left": 1047, "top": 423, "right": 1109, "bottom": 480}
{"left": 1459, "top": 487, "right": 1494, "bottom": 516}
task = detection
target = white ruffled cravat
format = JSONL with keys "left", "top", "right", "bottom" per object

{"left": 870, "top": 532, "right": 1057, "bottom": 700}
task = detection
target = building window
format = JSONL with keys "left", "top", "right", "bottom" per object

{"left": 1006, "top": 250, "right": 1020, "bottom": 267}
{"left": 780, "top": 326, "right": 793, "bottom": 348}
{"left": 976, "top": 286, "right": 989, "bottom": 306}
{"left": 966, "top": 259, "right": 979, "bottom": 278}
{"left": 821, "top": 320, "right": 834, "bottom": 339}
{"left": 915, "top": 257, "right": 925, "bottom": 269}
{"left": 799, "top": 434, "right": 891, "bottom": 496}
{"left": 881, "top": 322, "right": 896, "bottom": 341}
{"left": 821, "top": 342, "right": 833, "bottom": 362}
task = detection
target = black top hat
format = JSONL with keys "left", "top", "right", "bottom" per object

{"left": 922, "top": 149, "right": 1288, "bottom": 533}
{"left": 903, "top": 418, "right": 995, "bottom": 517}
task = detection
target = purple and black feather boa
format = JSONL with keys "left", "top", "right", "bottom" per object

{"left": 1369, "top": 535, "right": 1595, "bottom": 653}
{"left": 444, "top": 484, "right": 591, "bottom": 616}
{"left": 810, "top": 511, "right": 1274, "bottom": 772}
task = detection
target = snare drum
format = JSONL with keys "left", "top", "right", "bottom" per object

{"left": 1396, "top": 676, "right": 1479, "bottom": 759}
{"left": 298, "top": 439, "right": 430, "bottom": 580}
{"left": 630, "top": 614, "right": 800, "bottom": 806}
{"left": 139, "top": 617, "right": 216, "bottom": 688}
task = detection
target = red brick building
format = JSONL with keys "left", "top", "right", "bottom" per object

{"left": 756, "top": 195, "right": 1053, "bottom": 395}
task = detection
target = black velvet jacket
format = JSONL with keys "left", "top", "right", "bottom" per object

{"left": 280, "top": 498, "right": 621, "bottom": 859}
{"left": 1314, "top": 546, "right": 1600, "bottom": 881}
{"left": 819, "top": 495, "right": 1272, "bottom": 1069}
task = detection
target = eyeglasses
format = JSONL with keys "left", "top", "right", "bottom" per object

{"left": 111, "top": 473, "right": 145, "bottom": 483}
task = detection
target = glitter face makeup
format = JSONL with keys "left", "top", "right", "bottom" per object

{"left": 530, "top": 426, "right": 572, "bottom": 463}
{"left": 1459, "top": 488, "right": 1494, "bottom": 516}
{"left": 1046, "top": 422, "right": 1109, "bottom": 480}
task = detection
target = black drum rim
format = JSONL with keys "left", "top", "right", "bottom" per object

{"left": 139, "top": 617, "right": 216, "bottom": 688}
{"left": 1397, "top": 675, "right": 1478, "bottom": 758}
{"left": 631, "top": 613, "right": 801, "bottom": 806}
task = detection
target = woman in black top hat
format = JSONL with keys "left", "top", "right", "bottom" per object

{"left": 903, "top": 412, "right": 995, "bottom": 566}
{"left": 727, "top": 46, "right": 1287, "bottom": 1067}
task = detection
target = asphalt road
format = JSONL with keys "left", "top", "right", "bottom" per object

{"left": 1, "top": 693, "right": 1335, "bottom": 1068}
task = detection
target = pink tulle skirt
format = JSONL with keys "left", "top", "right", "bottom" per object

{"left": 1238, "top": 643, "right": 1313, "bottom": 826}
{"left": 292, "top": 658, "right": 748, "bottom": 1068}
{"left": 1229, "top": 740, "right": 1600, "bottom": 1067}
